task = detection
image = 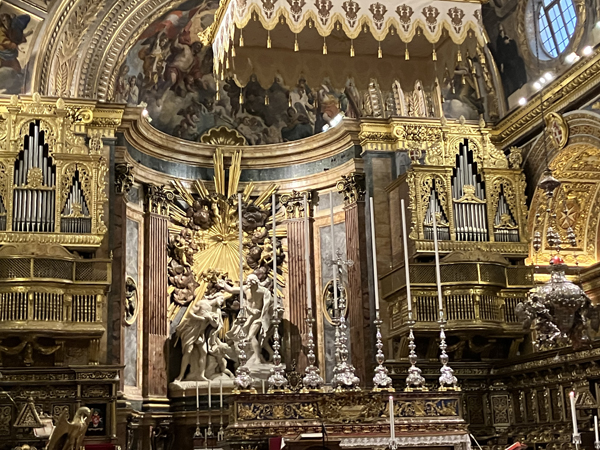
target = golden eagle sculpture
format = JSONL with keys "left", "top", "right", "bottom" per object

{"left": 47, "top": 407, "right": 91, "bottom": 450}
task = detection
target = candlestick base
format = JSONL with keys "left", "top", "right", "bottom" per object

{"left": 372, "top": 316, "right": 394, "bottom": 392}
{"left": 404, "top": 320, "right": 426, "bottom": 392}
{"left": 267, "top": 313, "right": 290, "bottom": 393}
{"left": 594, "top": 440, "right": 600, "bottom": 450}
{"left": 438, "top": 319, "right": 459, "bottom": 391}
{"left": 193, "top": 426, "right": 202, "bottom": 438}
{"left": 331, "top": 313, "right": 361, "bottom": 391}
{"left": 573, "top": 432, "right": 581, "bottom": 449}
{"left": 302, "top": 311, "right": 324, "bottom": 392}
{"left": 388, "top": 437, "right": 400, "bottom": 450}
{"left": 233, "top": 309, "right": 257, "bottom": 394}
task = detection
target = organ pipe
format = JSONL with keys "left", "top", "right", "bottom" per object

{"left": 451, "top": 142, "right": 488, "bottom": 242}
{"left": 12, "top": 121, "right": 56, "bottom": 232}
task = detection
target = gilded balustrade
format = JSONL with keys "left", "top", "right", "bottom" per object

{"left": 381, "top": 261, "right": 533, "bottom": 335}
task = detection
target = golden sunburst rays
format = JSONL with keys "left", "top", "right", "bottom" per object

{"left": 167, "top": 148, "right": 287, "bottom": 324}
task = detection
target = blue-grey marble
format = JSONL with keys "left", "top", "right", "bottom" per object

{"left": 121, "top": 134, "right": 360, "bottom": 183}
{"left": 124, "top": 218, "right": 139, "bottom": 387}
{"left": 319, "top": 221, "right": 351, "bottom": 382}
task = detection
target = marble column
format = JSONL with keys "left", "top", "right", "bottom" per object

{"left": 337, "top": 173, "right": 370, "bottom": 386}
{"left": 281, "top": 191, "right": 313, "bottom": 372}
{"left": 111, "top": 163, "right": 134, "bottom": 386}
{"left": 143, "top": 184, "right": 171, "bottom": 403}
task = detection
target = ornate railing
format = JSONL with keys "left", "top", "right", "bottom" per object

{"left": 0, "top": 290, "right": 103, "bottom": 324}
{"left": 381, "top": 262, "right": 533, "bottom": 332}
{"left": 0, "top": 257, "right": 110, "bottom": 284}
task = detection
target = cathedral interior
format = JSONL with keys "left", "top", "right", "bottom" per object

{"left": 1, "top": 0, "right": 600, "bottom": 449}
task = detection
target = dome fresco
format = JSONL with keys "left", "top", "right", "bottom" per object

{"left": 115, "top": 0, "right": 506, "bottom": 145}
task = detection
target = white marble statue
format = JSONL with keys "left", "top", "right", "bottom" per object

{"left": 220, "top": 274, "right": 275, "bottom": 368}
{"left": 174, "top": 285, "right": 233, "bottom": 382}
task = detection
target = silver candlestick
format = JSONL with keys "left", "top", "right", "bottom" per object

{"left": 372, "top": 311, "right": 393, "bottom": 391}
{"left": 573, "top": 432, "right": 581, "bottom": 450}
{"left": 405, "top": 314, "right": 426, "bottom": 391}
{"left": 438, "top": 314, "right": 458, "bottom": 391}
{"left": 332, "top": 293, "right": 360, "bottom": 391}
{"left": 302, "top": 309, "right": 324, "bottom": 391}
{"left": 268, "top": 302, "right": 289, "bottom": 392}
{"left": 233, "top": 307, "right": 256, "bottom": 393}
{"left": 194, "top": 410, "right": 202, "bottom": 439}
{"left": 217, "top": 413, "right": 224, "bottom": 442}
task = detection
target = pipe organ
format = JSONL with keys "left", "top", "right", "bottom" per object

{"left": 12, "top": 120, "right": 56, "bottom": 233}
{"left": 451, "top": 142, "right": 488, "bottom": 242}
{"left": 0, "top": 94, "right": 108, "bottom": 246}
{"left": 61, "top": 170, "right": 92, "bottom": 233}
{"left": 0, "top": 94, "right": 113, "bottom": 379}
{"left": 392, "top": 119, "right": 528, "bottom": 259}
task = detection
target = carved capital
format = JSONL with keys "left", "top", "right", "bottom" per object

{"left": 280, "top": 190, "right": 312, "bottom": 219}
{"left": 115, "top": 163, "right": 134, "bottom": 195}
{"left": 146, "top": 184, "right": 173, "bottom": 216}
{"left": 336, "top": 173, "right": 366, "bottom": 206}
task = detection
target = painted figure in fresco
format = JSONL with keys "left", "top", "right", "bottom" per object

{"left": 344, "top": 78, "right": 362, "bottom": 119}
{"left": 494, "top": 25, "right": 527, "bottom": 98}
{"left": 127, "top": 76, "right": 139, "bottom": 106}
{"left": 163, "top": 40, "right": 208, "bottom": 98}
{"left": 138, "top": 32, "right": 170, "bottom": 90}
{"left": 0, "top": 13, "right": 31, "bottom": 74}
{"left": 289, "top": 76, "right": 316, "bottom": 126}
{"left": 115, "top": 64, "right": 131, "bottom": 103}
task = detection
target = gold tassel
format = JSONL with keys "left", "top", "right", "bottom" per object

{"left": 350, "top": 39, "right": 355, "bottom": 57}
{"left": 323, "top": 37, "right": 327, "bottom": 55}
{"left": 461, "top": 75, "right": 466, "bottom": 85}
{"left": 215, "top": 80, "right": 220, "bottom": 101}
{"left": 239, "top": 92, "right": 244, "bottom": 104}
{"left": 226, "top": 57, "right": 230, "bottom": 69}
{"left": 457, "top": 49, "right": 462, "bottom": 62}
{"left": 288, "top": 96, "right": 292, "bottom": 107}
{"left": 239, "top": 29, "right": 244, "bottom": 47}
{"left": 432, "top": 46, "right": 437, "bottom": 61}
{"left": 405, "top": 44, "right": 410, "bottom": 61}
{"left": 267, "top": 30, "right": 271, "bottom": 48}
{"left": 231, "top": 45, "right": 236, "bottom": 57}
{"left": 265, "top": 95, "right": 269, "bottom": 105}
{"left": 378, "top": 42, "right": 382, "bottom": 59}
{"left": 294, "top": 34, "right": 299, "bottom": 52}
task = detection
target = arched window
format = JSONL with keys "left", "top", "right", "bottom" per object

{"left": 538, "top": 0, "right": 577, "bottom": 58}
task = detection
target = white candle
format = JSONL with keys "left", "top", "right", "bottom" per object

{"left": 272, "top": 193, "right": 277, "bottom": 307}
{"left": 262, "top": 379, "right": 266, "bottom": 394}
{"left": 389, "top": 395, "right": 395, "bottom": 441}
{"left": 329, "top": 191, "right": 338, "bottom": 313}
{"left": 570, "top": 391, "right": 578, "bottom": 434}
{"left": 238, "top": 193, "right": 244, "bottom": 308}
{"left": 220, "top": 379, "right": 223, "bottom": 409}
{"left": 196, "top": 381, "right": 199, "bottom": 410}
{"left": 400, "top": 199, "right": 412, "bottom": 313}
{"left": 304, "top": 194, "right": 312, "bottom": 310}
{"left": 369, "top": 197, "right": 380, "bottom": 311}
{"left": 208, "top": 380, "right": 211, "bottom": 409}
{"left": 432, "top": 211, "right": 444, "bottom": 312}
{"left": 594, "top": 415, "right": 599, "bottom": 442}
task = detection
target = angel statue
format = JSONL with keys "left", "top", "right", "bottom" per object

{"left": 47, "top": 407, "right": 91, "bottom": 450}
{"left": 174, "top": 273, "right": 233, "bottom": 382}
